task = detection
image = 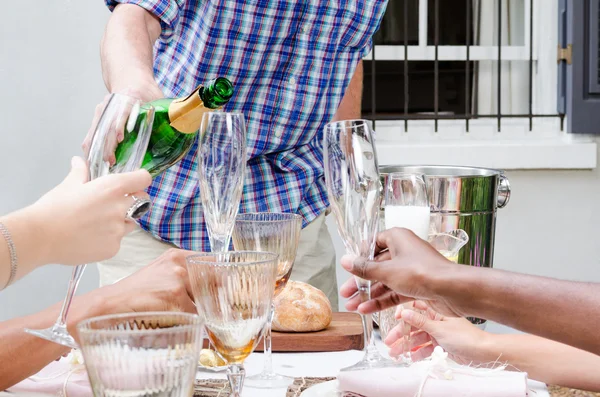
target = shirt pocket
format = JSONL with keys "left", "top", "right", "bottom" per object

{"left": 338, "top": 0, "right": 387, "bottom": 54}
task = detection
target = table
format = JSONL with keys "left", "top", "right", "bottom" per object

{"left": 196, "top": 337, "right": 550, "bottom": 397}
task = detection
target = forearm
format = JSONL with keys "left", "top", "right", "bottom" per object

{"left": 0, "top": 207, "right": 49, "bottom": 287}
{"left": 332, "top": 61, "right": 363, "bottom": 121}
{"left": 440, "top": 266, "right": 600, "bottom": 355}
{"left": 0, "top": 292, "right": 108, "bottom": 390}
{"left": 482, "top": 333, "right": 600, "bottom": 391}
{"left": 101, "top": 4, "right": 163, "bottom": 98}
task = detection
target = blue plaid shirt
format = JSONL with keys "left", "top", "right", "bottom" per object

{"left": 106, "top": 0, "right": 387, "bottom": 251}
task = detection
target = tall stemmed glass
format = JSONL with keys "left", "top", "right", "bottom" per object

{"left": 187, "top": 251, "right": 278, "bottom": 397}
{"left": 198, "top": 112, "right": 247, "bottom": 253}
{"left": 381, "top": 172, "right": 431, "bottom": 363}
{"left": 323, "top": 119, "right": 394, "bottom": 371}
{"left": 232, "top": 213, "right": 302, "bottom": 389}
{"left": 25, "top": 94, "right": 154, "bottom": 348}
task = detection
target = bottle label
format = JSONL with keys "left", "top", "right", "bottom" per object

{"left": 168, "top": 86, "right": 211, "bottom": 134}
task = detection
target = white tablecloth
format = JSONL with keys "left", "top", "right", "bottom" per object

{"left": 196, "top": 337, "right": 550, "bottom": 397}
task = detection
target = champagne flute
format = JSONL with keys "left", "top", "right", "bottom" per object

{"left": 78, "top": 312, "right": 203, "bottom": 397}
{"left": 382, "top": 172, "right": 431, "bottom": 364}
{"left": 323, "top": 119, "right": 394, "bottom": 371}
{"left": 186, "top": 251, "right": 278, "bottom": 397}
{"left": 232, "top": 212, "right": 302, "bottom": 389}
{"left": 197, "top": 111, "right": 247, "bottom": 364}
{"left": 198, "top": 112, "right": 247, "bottom": 253}
{"left": 25, "top": 94, "right": 154, "bottom": 348}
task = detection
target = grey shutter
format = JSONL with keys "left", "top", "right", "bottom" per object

{"left": 559, "top": 0, "right": 600, "bottom": 134}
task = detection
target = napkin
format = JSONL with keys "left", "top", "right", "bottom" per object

{"left": 7, "top": 350, "right": 92, "bottom": 397}
{"left": 337, "top": 347, "right": 528, "bottom": 397}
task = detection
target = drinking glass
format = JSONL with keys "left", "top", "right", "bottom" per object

{"left": 78, "top": 312, "right": 202, "bottom": 397}
{"left": 25, "top": 94, "right": 154, "bottom": 348}
{"left": 187, "top": 251, "right": 278, "bottom": 397}
{"left": 384, "top": 173, "right": 431, "bottom": 238}
{"left": 382, "top": 172, "right": 431, "bottom": 364}
{"left": 198, "top": 112, "right": 247, "bottom": 253}
{"left": 429, "top": 229, "right": 469, "bottom": 263}
{"left": 323, "top": 119, "right": 394, "bottom": 371}
{"left": 232, "top": 212, "right": 302, "bottom": 389}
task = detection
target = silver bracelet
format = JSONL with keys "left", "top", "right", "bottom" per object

{"left": 0, "top": 222, "right": 17, "bottom": 290}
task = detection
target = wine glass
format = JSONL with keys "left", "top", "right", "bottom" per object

{"left": 323, "top": 119, "right": 394, "bottom": 371}
{"left": 381, "top": 172, "right": 431, "bottom": 364}
{"left": 232, "top": 212, "right": 302, "bottom": 389}
{"left": 25, "top": 94, "right": 155, "bottom": 348}
{"left": 198, "top": 112, "right": 247, "bottom": 253}
{"left": 78, "top": 312, "right": 202, "bottom": 397}
{"left": 186, "top": 251, "right": 279, "bottom": 397}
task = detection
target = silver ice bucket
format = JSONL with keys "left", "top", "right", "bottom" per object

{"left": 379, "top": 165, "right": 511, "bottom": 327}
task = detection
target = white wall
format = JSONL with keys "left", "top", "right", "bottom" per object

{"left": 0, "top": 2, "right": 110, "bottom": 320}
{"left": 1, "top": 3, "right": 600, "bottom": 336}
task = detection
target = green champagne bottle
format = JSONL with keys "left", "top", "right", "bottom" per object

{"left": 113, "top": 77, "right": 234, "bottom": 177}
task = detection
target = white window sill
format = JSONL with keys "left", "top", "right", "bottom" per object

{"left": 375, "top": 138, "right": 597, "bottom": 170}
{"left": 371, "top": 119, "right": 597, "bottom": 170}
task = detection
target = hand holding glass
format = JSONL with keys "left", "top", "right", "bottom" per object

{"left": 324, "top": 119, "right": 393, "bottom": 371}
{"left": 25, "top": 94, "right": 154, "bottom": 348}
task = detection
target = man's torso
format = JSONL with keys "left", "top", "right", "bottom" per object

{"left": 110, "top": 0, "right": 388, "bottom": 250}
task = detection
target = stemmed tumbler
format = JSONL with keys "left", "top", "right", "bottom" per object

{"left": 232, "top": 212, "right": 302, "bottom": 389}
{"left": 78, "top": 312, "right": 203, "bottom": 397}
{"left": 187, "top": 251, "right": 278, "bottom": 397}
{"left": 25, "top": 94, "right": 154, "bottom": 348}
{"left": 323, "top": 119, "right": 394, "bottom": 371}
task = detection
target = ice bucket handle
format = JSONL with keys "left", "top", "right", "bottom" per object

{"left": 497, "top": 174, "right": 511, "bottom": 208}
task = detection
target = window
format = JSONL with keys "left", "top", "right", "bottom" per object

{"left": 362, "top": 0, "right": 562, "bottom": 139}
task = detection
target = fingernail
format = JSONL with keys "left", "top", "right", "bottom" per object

{"left": 401, "top": 309, "right": 413, "bottom": 322}
{"left": 340, "top": 255, "right": 353, "bottom": 271}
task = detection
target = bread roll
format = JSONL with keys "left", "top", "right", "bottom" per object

{"left": 272, "top": 280, "right": 332, "bottom": 332}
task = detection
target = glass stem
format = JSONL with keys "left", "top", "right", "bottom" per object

{"left": 262, "top": 303, "right": 275, "bottom": 374}
{"left": 55, "top": 264, "right": 87, "bottom": 328}
{"left": 210, "top": 235, "right": 229, "bottom": 253}
{"left": 357, "top": 278, "right": 379, "bottom": 359}
{"left": 227, "top": 364, "right": 246, "bottom": 397}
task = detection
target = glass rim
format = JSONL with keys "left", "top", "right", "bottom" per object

{"left": 77, "top": 311, "right": 202, "bottom": 336}
{"left": 186, "top": 250, "right": 279, "bottom": 266}
{"left": 387, "top": 172, "right": 427, "bottom": 180}
{"left": 107, "top": 93, "right": 155, "bottom": 110}
{"left": 235, "top": 212, "right": 303, "bottom": 223}
{"left": 325, "top": 118, "right": 371, "bottom": 129}
{"left": 202, "top": 110, "right": 245, "bottom": 118}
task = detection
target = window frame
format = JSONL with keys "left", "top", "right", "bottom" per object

{"left": 364, "top": 0, "right": 596, "bottom": 170}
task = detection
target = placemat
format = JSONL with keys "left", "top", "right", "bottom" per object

{"left": 193, "top": 378, "right": 600, "bottom": 397}
{"left": 193, "top": 377, "right": 336, "bottom": 397}
{"left": 194, "top": 379, "right": 230, "bottom": 397}
{"left": 548, "top": 385, "right": 600, "bottom": 397}
{"left": 286, "top": 377, "right": 337, "bottom": 397}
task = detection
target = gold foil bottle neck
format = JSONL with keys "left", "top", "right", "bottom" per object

{"left": 168, "top": 87, "right": 209, "bottom": 134}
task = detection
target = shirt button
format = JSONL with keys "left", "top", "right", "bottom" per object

{"left": 275, "top": 129, "right": 283, "bottom": 138}
{"left": 289, "top": 77, "right": 297, "bottom": 86}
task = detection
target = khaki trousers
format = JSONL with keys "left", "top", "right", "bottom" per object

{"left": 98, "top": 212, "right": 339, "bottom": 309}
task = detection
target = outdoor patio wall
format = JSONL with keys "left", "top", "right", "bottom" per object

{"left": 1, "top": 2, "right": 599, "bottom": 336}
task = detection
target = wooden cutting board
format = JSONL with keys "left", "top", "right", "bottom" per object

{"left": 201, "top": 312, "right": 364, "bottom": 352}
